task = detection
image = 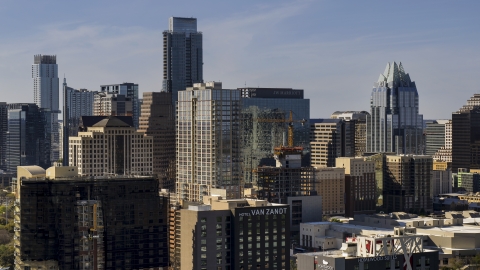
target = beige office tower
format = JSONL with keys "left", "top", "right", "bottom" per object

{"left": 176, "top": 82, "right": 241, "bottom": 202}
{"left": 310, "top": 119, "right": 343, "bottom": 167}
{"left": 69, "top": 116, "right": 153, "bottom": 176}
{"left": 138, "top": 92, "right": 176, "bottom": 191}
{"left": 314, "top": 167, "right": 345, "bottom": 216}
{"left": 336, "top": 157, "right": 376, "bottom": 217}
{"left": 384, "top": 155, "right": 433, "bottom": 213}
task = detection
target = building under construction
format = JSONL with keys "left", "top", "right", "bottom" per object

{"left": 13, "top": 166, "right": 168, "bottom": 270}
{"left": 254, "top": 145, "right": 315, "bottom": 204}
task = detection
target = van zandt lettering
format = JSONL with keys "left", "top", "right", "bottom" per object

{"left": 250, "top": 207, "right": 288, "bottom": 216}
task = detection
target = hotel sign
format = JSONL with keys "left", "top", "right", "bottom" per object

{"left": 238, "top": 207, "right": 288, "bottom": 217}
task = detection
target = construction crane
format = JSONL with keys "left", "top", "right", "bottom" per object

{"left": 256, "top": 110, "right": 306, "bottom": 148}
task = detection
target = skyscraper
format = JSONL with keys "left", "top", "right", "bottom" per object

{"left": 452, "top": 94, "right": 480, "bottom": 171}
{"left": 0, "top": 102, "right": 7, "bottom": 171}
{"left": 62, "top": 78, "right": 96, "bottom": 165}
{"left": 6, "top": 103, "right": 51, "bottom": 171}
{"left": 239, "top": 87, "right": 310, "bottom": 184}
{"left": 138, "top": 92, "right": 176, "bottom": 191}
{"left": 163, "top": 17, "right": 203, "bottom": 104}
{"left": 176, "top": 82, "right": 241, "bottom": 202}
{"left": 366, "top": 62, "right": 423, "bottom": 154}
{"left": 33, "top": 54, "right": 60, "bottom": 164}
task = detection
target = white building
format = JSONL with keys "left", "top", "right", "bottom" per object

{"left": 176, "top": 82, "right": 241, "bottom": 202}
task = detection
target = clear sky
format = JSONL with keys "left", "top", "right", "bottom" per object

{"left": 1, "top": 0, "right": 479, "bottom": 119}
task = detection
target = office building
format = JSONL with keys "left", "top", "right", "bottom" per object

{"left": 310, "top": 119, "right": 343, "bottom": 167}
{"left": 163, "top": 17, "right": 203, "bottom": 105}
{"left": 175, "top": 197, "right": 290, "bottom": 270}
{"left": 366, "top": 62, "right": 424, "bottom": 154}
{"left": 453, "top": 168, "right": 480, "bottom": 193}
{"left": 336, "top": 157, "right": 376, "bottom": 217}
{"left": 384, "top": 155, "right": 433, "bottom": 213}
{"left": 0, "top": 102, "right": 7, "bottom": 171}
{"left": 14, "top": 166, "right": 168, "bottom": 270}
{"left": 99, "top": 83, "right": 139, "bottom": 128}
{"left": 138, "top": 92, "right": 176, "bottom": 191}
{"left": 32, "top": 54, "right": 60, "bottom": 164}
{"left": 452, "top": 94, "right": 480, "bottom": 171}
{"left": 425, "top": 119, "right": 450, "bottom": 156}
{"left": 330, "top": 111, "right": 369, "bottom": 157}
{"left": 62, "top": 78, "right": 96, "bottom": 165}
{"left": 254, "top": 146, "right": 315, "bottom": 204}
{"left": 433, "top": 120, "right": 452, "bottom": 162}
{"left": 240, "top": 87, "right": 310, "bottom": 184}
{"left": 6, "top": 103, "right": 51, "bottom": 171}
{"left": 314, "top": 167, "right": 345, "bottom": 216}
{"left": 69, "top": 116, "right": 153, "bottom": 176}
{"left": 176, "top": 82, "right": 241, "bottom": 202}
{"left": 432, "top": 161, "right": 452, "bottom": 196}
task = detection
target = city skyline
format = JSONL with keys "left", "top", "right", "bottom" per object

{"left": 1, "top": 1, "right": 480, "bottom": 119}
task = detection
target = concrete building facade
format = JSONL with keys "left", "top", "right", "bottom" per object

{"left": 138, "top": 92, "right": 176, "bottom": 191}
{"left": 336, "top": 157, "right": 376, "bottom": 217}
{"left": 310, "top": 119, "right": 343, "bottom": 167}
{"left": 314, "top": 167, "right": 345, "bottom": 216}
{"left": 69, "top": 116, "right": 153, "bottom": 177}
{"left": 384, "top": 155, "right": 433, "bottom": 213}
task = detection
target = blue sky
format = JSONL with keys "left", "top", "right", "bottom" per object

{"left": 1, "top": 0, "right": 479, "bottom": 119}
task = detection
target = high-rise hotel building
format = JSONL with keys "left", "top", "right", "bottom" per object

{"left": 176, "top": 82, "right": 241, "bottom": 202}
{"left": 366, "top": 62, "right": 423, "bottom": 154}
{"left": 163, "top": 17, "right": 203, "bottom": 105}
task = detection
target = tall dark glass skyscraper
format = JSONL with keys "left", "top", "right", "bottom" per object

{"left": 6, "top": 103, "right": 51, "bottom": 171}
{"left": 162, "top": 17, "right": 203, "bottom": 104}
{"left": 239, "top": 88, "right": 310, "bottom": 185}
{"left": 366, "top": 62, "right": 423, "bottom": 154}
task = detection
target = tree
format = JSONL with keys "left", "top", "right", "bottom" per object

{"left": 449, "top": 257, "right": 465, "bottom": 270}
{"left": 0, "top": 244, "right": 14, "bottom": 269}
{"left": 470, "top": 252, "right": 480, "bottom": 270}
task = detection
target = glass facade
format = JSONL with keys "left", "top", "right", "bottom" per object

{"left": 163, "top": 17, "right": 203, "bottom": 105}
{"left": 366, "top": 62, "right": 423, "bottom": 154}
{"left": 6, "top": 104, "right": 51, "bottom": 171}
{"left": 240, "top": 94, "right": 310, "bottom": 185}
{"left": 176, "top": 86, "right": 241, "bottom": 201}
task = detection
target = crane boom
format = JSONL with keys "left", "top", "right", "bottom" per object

{"left": 255, "top": 110, "right": 306, "bottom": 147}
